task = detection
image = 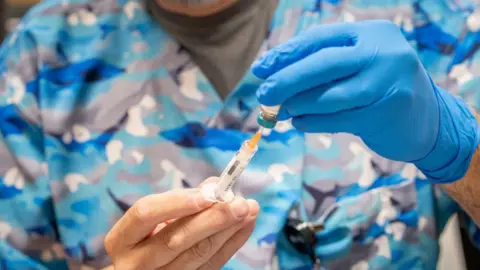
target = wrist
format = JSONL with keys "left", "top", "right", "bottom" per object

{"left": 414, "top": 86, "right": 480, "bottom": 183}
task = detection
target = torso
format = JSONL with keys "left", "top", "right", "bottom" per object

{"left": 5, "top": 0, "right": 480, "bottom": 269}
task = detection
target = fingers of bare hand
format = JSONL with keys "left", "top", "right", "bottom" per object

{"left": 199, "top": 218, "right": 257, "bottom": 270}
{"left": 138, "top": 196, "right": 251, "bottom": 267}
{"left": 105, "top": 188, "right": 213, "bottom": 256}
{"left": 198, "top": 177, "right": 218, "bottom": 188}
{"left": 160, "top": 200, "right": 260, "bottom": 270}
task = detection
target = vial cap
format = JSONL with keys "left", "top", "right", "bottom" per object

{"left": 257, "top": 113, "right": 276, "bottom": 129}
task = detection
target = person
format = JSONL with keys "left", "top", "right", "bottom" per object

{"left": 2, "top": 0, "right": 480, "bottom": 269}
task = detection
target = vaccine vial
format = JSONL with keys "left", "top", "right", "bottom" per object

{"left": 257, "top": 105, "right": 281, "bottom": 129}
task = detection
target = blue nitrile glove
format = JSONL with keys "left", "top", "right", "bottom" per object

{"left": 252, "top": 20, "right": 480, "bottom": 183}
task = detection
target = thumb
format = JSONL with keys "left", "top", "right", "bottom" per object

{"left": 198, "top": 176, "right": 219, "bottom": 188}
{"left": 106, "top": 188, "right": 214, "bottom": 250}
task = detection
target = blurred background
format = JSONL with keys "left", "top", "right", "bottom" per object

{"left": 1, "top": 0, "right": 36, "bottom": 40}
{"left": 0, "top": 1, "right": 478, "bottom": 269}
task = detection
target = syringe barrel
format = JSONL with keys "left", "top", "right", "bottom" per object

{"left": 214, "top": 142, "right": 258, "bottom": 201}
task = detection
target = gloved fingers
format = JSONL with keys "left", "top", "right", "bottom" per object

{"left": 252, "top": 22, "right": 357, "bottom": 79}
{"left": 282, "top": 77, "right": 378, "bottom": 116}
{"left": 291, "top": 108, "right": 368, "bottom": 134}
{"left": 276, "top": 106, "right": 292, "bottom": 121}
{"left": 257, "top": 45, "right": 370, "bottom": 106}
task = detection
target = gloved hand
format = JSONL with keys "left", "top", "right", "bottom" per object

{"left": 252, "top": 20, "right": 480, "bottom": 183}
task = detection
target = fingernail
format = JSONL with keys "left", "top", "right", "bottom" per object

{"left": 245, "top": 215, "right": 258, "bottom": 223}
{"left": 194, "top": 190, "right": 214, "bottom": 208}
{"left": 246, "top": 199, "right": 260, "bottom": 217}
{"left": 200, "top": 183, "right": 218, "bottom": 203}
{"left": 230, "top": 197, "right": 249, "bottom": 219}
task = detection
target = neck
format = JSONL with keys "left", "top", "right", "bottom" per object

{"left": 156, "top": 0, "right": 240, "bottom": 17}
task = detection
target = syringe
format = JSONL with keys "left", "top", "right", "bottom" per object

{"left": 213, "top": 129, "right": 263, "bottom": 202}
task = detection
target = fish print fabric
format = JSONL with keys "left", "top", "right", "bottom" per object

{"left": 1, "top": 0, "right": 480, "bottom": 269}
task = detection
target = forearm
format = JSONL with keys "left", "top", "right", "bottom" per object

{"left": 441, "top": 112, "right": 480, "bottom": 226}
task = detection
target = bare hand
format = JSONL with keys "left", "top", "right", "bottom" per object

{"left": 104, "top": 178, "right": 259, "bottom": 270}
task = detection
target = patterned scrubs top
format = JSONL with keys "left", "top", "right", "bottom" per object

{"left": 1, "top": 0, "right": 480, "bottom": 269}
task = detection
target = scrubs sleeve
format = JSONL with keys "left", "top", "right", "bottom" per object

{"left": 0, "top": 27, "right": 67, "bottom": 269}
